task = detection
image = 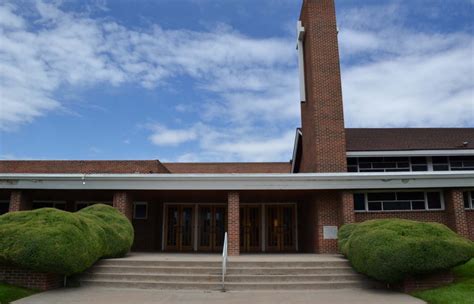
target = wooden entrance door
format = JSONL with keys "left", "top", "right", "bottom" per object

{"left": 240, "top": 205, "right": 261, "bottom": 252}
{"left": 266, "top": 205, "right": 296, "bottom": 252}
{"left": 164, "top": 205, "right": 195, "bottom": 251}
{"left": 197, "top": 205, "right": 227, "bottom": 252}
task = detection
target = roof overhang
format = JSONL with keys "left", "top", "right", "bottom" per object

{"left": 347, "top": 149, "right": 474, "bottom": 157}
{"left": 0, "top": 172, "right": 473, "bottom": 191}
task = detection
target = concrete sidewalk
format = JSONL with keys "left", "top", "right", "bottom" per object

{"left": 14, "top": 287, "right": 425, "bottom": 304}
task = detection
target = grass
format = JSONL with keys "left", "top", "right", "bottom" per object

{"left": 413, "top": 259, "right": 474, "bottom": 304}
{"left": 0, "top": 283, "right": 36, "bottom": 304}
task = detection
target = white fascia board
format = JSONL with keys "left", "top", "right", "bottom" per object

{"left": 291, "top": 128, "right": 303, "bottom": 173}
{"left": 0, "top": 172, "right": 473, "bottom": 191}
{"left": 347, "top": 150, "right": 474, "bottom": 157}
{"left": 296, "top": 21, "right": 306, "bottom": 102}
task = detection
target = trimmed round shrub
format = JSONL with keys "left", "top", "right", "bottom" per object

{"left": 0, "top": 204, "right": 133, "bottom": 275}
{"left": 338, "top": 219, "right": 474, "bottom": 283}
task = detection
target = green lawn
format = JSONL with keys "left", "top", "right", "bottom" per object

{"left": 413, "top": 259, "right": 474, "bottom": 304}
{"left": 0, "top": 283, "right": 37, "bottom": 304}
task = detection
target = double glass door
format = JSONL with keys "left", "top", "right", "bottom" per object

{"left": 164, "top": 205, "right": 195, "bottom": 251}
{"left": 197, "top": 205, "right": 227, "bottom": 252}
{"left": 240, "top": 205, "right": 261, "bottom": 252}
{"left": 266, "top": 205, "right": 297, "bottom": 252}
{"left": 164, "top": 204, "right": 227, "bottom": 252}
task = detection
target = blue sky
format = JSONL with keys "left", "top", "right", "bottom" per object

{"left": 0, "top": 0, "right": 473, "bottom": 162}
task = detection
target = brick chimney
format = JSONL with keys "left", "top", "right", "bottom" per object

{"left": 298, "top": 0, "right": 347, "bottom": 173}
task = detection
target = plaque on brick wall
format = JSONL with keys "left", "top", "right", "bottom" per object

{"left": 323, "top": 226, "right": 338, "bottom": 239}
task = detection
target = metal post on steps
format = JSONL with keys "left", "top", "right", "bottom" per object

{"left": 221, "top": 232, "right": 228, "bottom": 292}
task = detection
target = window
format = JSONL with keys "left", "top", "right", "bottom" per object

{"left": 354, "top": 191, "right": 444, "bottom": 212}
{"left": 464, "top": 191, "right": 474, "bottom": 210}
{"left": 0, "top": 201, "right": 9, "bottom": 215}
{"left": 353, "top": 193, "right": 365, "bottom": 211}
{"left": 133, "top": 202, "right": 148, "bottom": 219}
{"left": 449, "top": 156, "right": 474, "bottom": 171}
{"left": 347, "top": 157, "right": 428, "bottom": 172}
{"left": 75, "top": 201, "right": 112, "bottom": 211}
{"left": 32, "top": 201, "right": 66, "bottom": 210}
{"left": 433, "top": 156, "right": 474, "bottom": 171}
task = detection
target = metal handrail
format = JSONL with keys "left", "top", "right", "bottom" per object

{"left": 221, "top": 232, "right": 228, "bottom": 291}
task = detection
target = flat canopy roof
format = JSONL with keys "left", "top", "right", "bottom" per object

{"left": 0, "top": 172, "right": 473, "bottom": 191}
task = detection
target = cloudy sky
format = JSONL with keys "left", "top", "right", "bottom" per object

{"left": 0, "top": 0, "right": 473, "bottom": 162}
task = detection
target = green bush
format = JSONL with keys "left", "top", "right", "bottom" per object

{"left": 0, "top": 204, "right": 133, "bottom": 275}
{"left": 338, "top": 219, "right": 474, "bottom": 283}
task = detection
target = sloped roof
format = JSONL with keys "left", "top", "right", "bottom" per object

{"left": 163, "top": 162, "right": 291, "bottom": 174}
{"left": 0, "top": 160, "right": 170, "bottom": 174}
{"left": 345, "top": 128, "right": 474, "bottom": 151}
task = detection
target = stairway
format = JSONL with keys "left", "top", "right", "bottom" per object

{"left": 224, "top": 258, "right": 367, "bottom": 290}
{"left": 80, "top": 258, "right": 222, "bottom": 290}
{"left": 79, "top": 254, "right": 368, "bottom": 291}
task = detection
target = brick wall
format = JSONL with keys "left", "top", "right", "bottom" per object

{"left": 466, "top": 210, "right": 474, "bottom": 240}
{"left": 398, "top": 271, "right": 454, "bottom": 293}
{"left": 444, "top": 189, "right": 470, "bottom": 238}
{"left": 340, "top": 191, "right": 355, "bottom": 224}
{"left": 313, "top": 191, "right": 341, "bottom": 253}
{"left": 299, "top": 0, "right": 347, "bottom": 173}
{"left": 9, "top": 191, "right": 31, "bottom": 212}
{"left": 227, "top": 192, "right": 240, "bottom": 256}
{"left": 0, "top": 266, "right": 63, "bottom": 291}
{"left": 113, "top": 191, "right": 133, "bottom": 221}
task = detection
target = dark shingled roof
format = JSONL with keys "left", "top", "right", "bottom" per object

{"left": 0, "top": 160, "right": 170, "bottom": 174}
{"left": 345, "top": 128, "right": 474, "bottom": 151}
{"left": 163, "top": 162, "right": 291, "bottom": 174}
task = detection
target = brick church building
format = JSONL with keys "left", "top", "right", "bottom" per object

{"left": 1, "top": 0, "right": 473, "bottom": 256}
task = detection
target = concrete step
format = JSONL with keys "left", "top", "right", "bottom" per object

{"left": 225, "top": 274, "right": 362, "bottom": 282}
{"left": 227, "top": 261, "right": 351, "bottom": 268}
{"left": 96, "top": 260, "right": 221, "bottom": 267}
{"left": 82, "top": 273, "right": 221, "bottom": 283}
{"left": 80, "top": 255, "right": 368, "bottom": 291}
{"left": 226, "top": 267, "right": 356, "bottom": 275}
{"left": 223, "top": 281, "right": 366, "bottom": 291}
{"left": 97, "top": 259, "right": 350, "bottom": 268}
{"left": 80, "top": 279, "right": 222, "bottom": 290}
{"left": 89, "top": 265, "right": 222, "bottom": 275}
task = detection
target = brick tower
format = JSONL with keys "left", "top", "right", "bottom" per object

{"left": 298, "top": 0, "right": 347, "bottom": 173}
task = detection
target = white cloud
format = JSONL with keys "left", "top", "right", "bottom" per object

{"left": 0, "top": 1, "right": 297, "bottom": 132}
{"left": 1, "top": 1, "right": 472, "bottom": 162}
{"left": 148, "top": 122, "right": 294, "bottom": 161}
{"left": 149, "top": 124, "right": 198, "bottom": 146}
{"left": 339, "top": 5, "right": 474, "bottom": 127}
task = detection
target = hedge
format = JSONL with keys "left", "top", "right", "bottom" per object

{"left": 339, "top": 219, "right": 474, "bottom": 283}
{"left": 0, "top": 204, "right": 133, "bottom": 275}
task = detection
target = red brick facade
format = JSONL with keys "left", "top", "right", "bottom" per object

{"left": 445, "top": 189, "right": 470, "bottom": 238}
{"left": 466, "top": 210, "right": 474, "bottom": 240}
{"left": 8, "top": 190, "right": 31, "bottom": 212}
{"left": 299, "top": 0, "right": 347, "bottom": 173}
{"left": 227, "top": 192, "right": 240, "bottom": 256}
{"left": 398, "top": 271, "right": 454, "bottom": 293}
{"left": 340, "top": 191, "right": 355, "bottom": 224}
{"left": 0, "top": 265, "right": 63, "bottom": 291}
{"left": 113, "top": 191, "right": 133, "bottom": 221}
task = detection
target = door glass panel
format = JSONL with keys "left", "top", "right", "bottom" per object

{"left": 181, "top": 207, "right": 193, "bottom": 247}
{"left": 249, "top": 207, "right": 260, "bottom": 248}
{"left": 267, "top": 206, "right": 279, "bottom": 248}
{"left": 214, "top": 207, "right": 226, "bottom": 247}
{"left": 282, "top": 206, "right": 294, "bottom": 248}
{"left": 166, "top": 207, "right": 178, "bottom": 247}
{"left": 199, "top": 207, "right": 211, "bottom": 247}
{"left": 240, "top": 207, "right": 245, "bottom": 247}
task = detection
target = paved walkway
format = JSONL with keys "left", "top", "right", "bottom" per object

{"left": 15, "top": 287, "right": 425, "bottom": 304}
